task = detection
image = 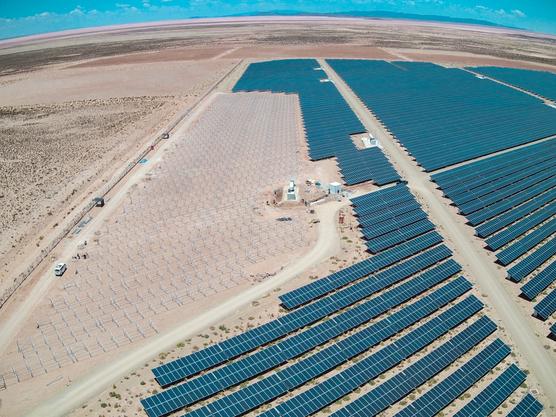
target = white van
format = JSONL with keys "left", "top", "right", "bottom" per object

{"left": 54, "top": 263, "right": 67, "bottom": 276}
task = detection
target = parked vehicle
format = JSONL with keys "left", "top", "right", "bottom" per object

{"left": 54, "top": 262, "right": 67, "bottom": 276}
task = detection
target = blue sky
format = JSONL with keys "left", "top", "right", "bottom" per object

{"left": 0, "top": 1, "right": 555, "bottom": 40}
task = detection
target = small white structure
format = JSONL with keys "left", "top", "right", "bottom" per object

{"left": 362, "top": 134, "right": 382, "bottom": 149}
{"left": 329, "top": 182, "right": 342, "bottom": 194}
{"left": 320, "top": 78, "right": 334, "bottom": 83}
{"left": 287, "top": 179, "right": 298, "bottom": 201}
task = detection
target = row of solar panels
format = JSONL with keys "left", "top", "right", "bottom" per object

{"left": 470, "top": 66, "right": 556, "bottom": 102}
{"left": 326, "top": 59, "right": 556, "bottom": 172}
{"left": 432, "top": 140, "right": 556, "bottom": 322}
{"left": 233, "top": 59, "right": 400, "bottom": 186}
{"left": 351, "top": 183, "right": 436, "bottom": 254}
{"left": 142, "top": 185, "right": 540, "bottom": 417}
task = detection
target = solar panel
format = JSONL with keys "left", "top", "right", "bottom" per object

{"left": 233, "top": 59, "right": 399, "bottom": 185}
{"left": 277, "top": 311, "right": 493, "bottom": 417}
{"left": 520, "top": 261, "right": 556, "bottom": 300}
{"left": 507, "top": 393, "right": 543, "bottom": 417}
{"left": 496, "top": 218, "right": 556, "bottom": 265}
{"left": 141, "top": 250, "right": 455, "bottom": 417}
{"left": 508, "top": 237, "right": 556, "bottom": 282}
{"left": 182, "top": 277, "right": 472, "bottom": 417}
{"left": 153, "top": 246, "right": 456, "bottom": 386}
{"left": 435, "top": 143, "right": 556, "bottom": 197}
{"left": 551, "top": 322, "right": 556, "bottom": 337}
{"left": 486, "top": 202, "right": 556, "bottom": 250}
{"left": 395, "top": 338, "right": 511, "bottom": 417}
{"left": 533, "top": 289, "right": 556, "bottom": 321}
{"left": 466, "top": 176, "right": 556, "bottom": 226}
{"left": 476, "top": 188, "right": 556, "bottom": 237}
{"left": 326, "top": 60, "right": 556, "bottom": 171}
{"left": 456, "top": 167, "right": 556, "bottom": 215}
{"left": 279, "top": 231, "right": 443, "bottom": 309}
{"left": 361, "top": 209, "right": 428, "bottom": 240}
{"left": 366, "top": 219, "right": 435, "bottom": 253}
{"left": 453, "top": 364, "right": 526, "bottom": 417}
{"left": 471, "top": 66, "right": 556, "bottom": 102}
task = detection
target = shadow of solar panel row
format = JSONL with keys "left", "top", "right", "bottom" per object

{"left": 182, "top": 277, "right": 472, "bottom": 417}
{"left": 508, "top": 237, "right": 556, "bottom": 282}
{"left": 233, "top": 59, "right": 400, "bottom": 185}
{"left": 432, "top": 140, "right": 556, "bottom": 194}
{"left": 279, "top": 231, "right": 443, "bottom": 309}
{"left": 476, "top": 188, "right": 556, "bottom": 238}
{"left": 453, "top": 363, "right": 526, "bottom": 417}
{"left": 264, "top": 297, "right": 487, "bottom": 417}
{"left": 450, "top": 159, "right": 556, "bottom": 209}
{"left": 336, "top": 148, "right": 400, "bottom": 185}
{"left": 486, "top": 201, "right": 556, "bottom": 250}
{"left": 456, "top": 169, "right": 556, "bottom": 216}
{"left": 466, "top": 176, "right": 556, "bottom": 226}
{"left": 534, "top": 289, "right": 556, "bottom": 321}
{"left": 496, "top": 218, "right": 556, "bottom": 265}
{"left": 470, "top": 66, "right": 556, "bottom": 102}
{"left": 395, "top": 338, "right": 510, "bottom": 417}
{"left": 328, "top": 315, "right": 495, "bottom": 417}
{"left": 141, "top": 250, "right": 456, "bottom": 417}
{"left": 366, "top": 219, "right": 435, "bottom": 253}
{"left": 326, "top": 59, "right": 556, "bottom": 171}
{"left": 507, "top": 393, "right": 544, "bottom": 417}
{"left": 520, "top": 261, "right": 556, "bottom": 301}
{"left": 152, "top": 244, "right": 454, "bottom": 386}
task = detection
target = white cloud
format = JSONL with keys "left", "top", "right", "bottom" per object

{"left": 511, "top": 9, "right": 526, "bottom": 18}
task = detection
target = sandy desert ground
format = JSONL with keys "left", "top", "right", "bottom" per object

{"left": 0, "top": 15, "right": 555, "bottom": 417}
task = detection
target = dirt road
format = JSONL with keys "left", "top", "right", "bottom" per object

{"left": 320, "top": 58, "right": 556, "bottom": 409}
{"left": 25, "top": 196, "right": 348, "bottom": 417}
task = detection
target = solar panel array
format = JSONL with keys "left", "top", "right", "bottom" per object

{"left": 352, "top": 183, "right": 435, "bottom": 254}
{"left": 507, "top": 393, "right": 544, "bottom": 417}
{"left": 432, "top": 139, "right": 556, "bottom": 323}
{"left": 534, "top": 289, "right": 556, "bottom": 321}
{"left": 326, "top": 59, "right": 556, "bottom": 171}
{"left": 233, "top": 59, "right": 400, "bottom": 185}
{"left": 139, "top": 184, "right": 536, "bottom": 417}
{"left": 453, "top": 364, "right": 526, "bottom": 417}
{"left": 470, "top": 66, "right": 556, "bottom": 102}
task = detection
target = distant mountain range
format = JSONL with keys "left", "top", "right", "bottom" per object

{"left": 227, "top": 10, "right": 518, "bottom": 30}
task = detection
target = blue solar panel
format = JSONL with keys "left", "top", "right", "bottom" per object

{"left": 551, "top": 322, "right": 556, "bottom": 337}
{"left": 366, "top": 219, "right": 435, "bottom": 253}
{"left": 486, "top": 202, "right": 556, "bottom": 250}
{"left": 456, "top": 167, "right": 556, "bottom": 215}
{"left": 153, "top": 245, "right": 455, "bottom": 386}
{"left": 476, "top": 188, "right": 556, "bottom": 237}
{"left": 520, "top": 261, "right": 556, "bottom": 301}
{"left": 534, "top": 289, "right": 556, "bottom": 321}
{"left": 326, "top": 60, "right": 556, "bottom": 171}
{"left": 496, "top": 218, "right": 556, "bottom": 266}
{"left": 182, "top": 277, "right": 472, "bottom": 417}
{"left": 233, "top": 59, "right": 399, "bottom": 185}
{"left": 435, "top": 144, "right": 556, "bottom": 198}
{"left": 453, "top": 364, "right": 526, "bottom": 417}
{"left": 279, "top": 231, "right": 443, "bottom": 309}
{"left": 141, "top": 248, "right": 454, "bottom": 417}
{"left": 471, "top": 66, "right": 556, "bottom": 102}
{"left": 507, "top": 393, "right": 543, "bottom": 417}
{"left": 284, "top": 312, "right": 493, "bottom": 417}
{"left": 508, "top": 237, "right": 556, "bottom": 282}
{"left": 395, "top": 338, "right": 511, "bottom": 417}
